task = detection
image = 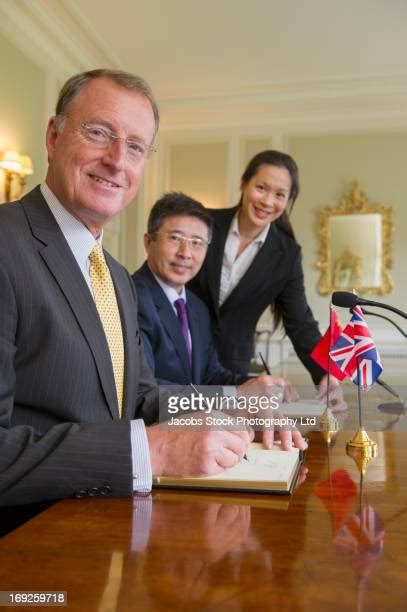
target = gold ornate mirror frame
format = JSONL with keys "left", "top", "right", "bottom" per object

{"left": 316, "top": 182, "right": 393, "bottom": 296}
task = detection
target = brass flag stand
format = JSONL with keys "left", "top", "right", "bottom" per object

{"left": 346, "top": 357, "right": 378, "bottom": 469}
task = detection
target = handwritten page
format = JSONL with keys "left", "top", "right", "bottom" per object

{"left": 201, "top": 443, "right": 299, "bottom": 485}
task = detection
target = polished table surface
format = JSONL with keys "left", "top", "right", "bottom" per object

{"left": 1, "top": 426, "right": 406, "bottom": 611}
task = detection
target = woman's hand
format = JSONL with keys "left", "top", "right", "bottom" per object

{"left": 315, "top": 374, "right": 348, "bottom": 412}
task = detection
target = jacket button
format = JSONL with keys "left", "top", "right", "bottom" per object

{"left": 100, "top": 484, "right": 112, "bottom": 495}
{"left": 87, "top": 487, "right": 100, "bottom": 497}
{"left": 74, "top": 489, "right": 87, "bottom": 498}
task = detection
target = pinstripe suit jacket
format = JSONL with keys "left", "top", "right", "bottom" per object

{"left": 0, "top": 187, "right": 158, "bottom": 506}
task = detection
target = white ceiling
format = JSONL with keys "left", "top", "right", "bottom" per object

{"left": 66, "top": 0, "right": 407, "bottom": 99}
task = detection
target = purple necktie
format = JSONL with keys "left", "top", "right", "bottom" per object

{"left": 174, "top": 298, "right": 192, "bottom": 365}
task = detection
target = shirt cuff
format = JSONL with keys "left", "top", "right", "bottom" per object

{"left": 222, "top": 385, "right": 237, "bottom": 397}
{"left": 130, "top": 419, "right": 152, "bottom": 494}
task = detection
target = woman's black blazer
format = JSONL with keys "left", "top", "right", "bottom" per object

{"left": 188, "top": 206, "right": 325, "bottom": 384}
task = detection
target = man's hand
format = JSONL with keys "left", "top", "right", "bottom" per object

{"left": 146, "top": 427, "right": 253, "bottom": 477}
{"left": 202, "top": 504, "right": 251, "bottom": 562}
{"left": 237, "top": 374, "right": 299, "bottom": 403}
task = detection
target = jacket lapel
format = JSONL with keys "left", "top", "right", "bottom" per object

{"left": 22, "top": 188, "right": 120, "bottom": 419}
{"left": 206, "top": 207, "right": 236, "bottom": 314}
{"left": 141, "top": 265, "right": 192, "bottom": 379}
{"left": 106, "top": 255, "right": 138, "bottom": 419}
{"left": 186, "top": 297, "right": 202, "bottom": 382}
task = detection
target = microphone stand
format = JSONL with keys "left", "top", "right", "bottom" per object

{"left": 361, "top": 308, "right": 406, "bottom": 337}
{"left": 358, "top": 308, "right": 407, "bottom": 414}
{"left": 331, "top": 291, "right": 407, "bottom": 319}
{"left": 360, "top": 301, "right": 407, "bottom": 320}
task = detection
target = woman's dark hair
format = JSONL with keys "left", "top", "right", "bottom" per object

{"left": 240, "top": 150, "right": 301, "bottom": 331}
{"left": 240, "top": 149, "right": 300, "bottom": 240}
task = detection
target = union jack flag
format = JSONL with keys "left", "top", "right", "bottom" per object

{"left": 329, "top": 306, "right": 382, "bottom": 388}
{"left": 334, "top": 504, "right": 385, "bottom": 557}
{"left": 334, "top": 504, "right": 385, "bottom": 585}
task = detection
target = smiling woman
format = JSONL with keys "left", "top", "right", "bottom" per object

{"left": 188, "top": 150, "right": 328, "bottom": 387}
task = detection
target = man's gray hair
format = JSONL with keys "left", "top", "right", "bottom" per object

{"left": 55, "top": 68, "right": 159, "bottom": 137}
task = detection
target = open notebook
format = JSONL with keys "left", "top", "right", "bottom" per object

{"left": 153, "top": 442, "right": 304, "bottom": 495}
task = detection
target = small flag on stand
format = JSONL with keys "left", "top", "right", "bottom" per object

{"left": 311, "top": 308, "right": 347, "bottom": 380}
{"left": 330, "top": 306, "right": 382, "bottom": 389}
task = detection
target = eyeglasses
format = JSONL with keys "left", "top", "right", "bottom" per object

{"left": 77, "top": 122, "right": 156, "bottom": 162}
{"left": 153, "top": 231, "right": 210, "bottom": 252}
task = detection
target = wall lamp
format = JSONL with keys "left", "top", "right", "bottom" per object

{"left": 0, "top": 150, "right": 34, "bottom": 202}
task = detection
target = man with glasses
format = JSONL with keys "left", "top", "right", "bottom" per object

{"left": 132, "top": 192, "right": 304, "bottom": 407}
{"left": 0, "top": 70, "right": 254, "bottom": 510}
{"left": 133, "top": 192, "right": 251, "bottom": 387}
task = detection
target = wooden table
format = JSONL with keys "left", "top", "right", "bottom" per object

{"left": 1, "top": 427, "right": 406, "bottom": 611}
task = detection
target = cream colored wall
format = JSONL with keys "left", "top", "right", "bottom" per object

{"left": 151, "top": 129, "right": 407, "bottom": 358}
{"left": 243, "top": 139, "right": 271, "bottom": 169}
{"left": 0, "top": 30, "right": 137, "bottom": 264}
{"left": 168, "top": 142, "right": 229, "bottom": 209}
{"left": 289, "top": 132, "right": 407, "bottom": 331}
{"left": 0, "top": 32, "right": 46, "bottom": 200}
{"left": 0, "top": 22, "right": 405, "bottom": 347}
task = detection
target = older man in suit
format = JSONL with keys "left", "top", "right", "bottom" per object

{"left": 0, "top": 69, "right": 252, "bottom": 509}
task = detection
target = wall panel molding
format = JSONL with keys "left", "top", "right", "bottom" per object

{"left": 0, "top": 0, "right": 118, "bottom": 77}
{"left": 0, "top": 0, "right": 124, "bottom": 260}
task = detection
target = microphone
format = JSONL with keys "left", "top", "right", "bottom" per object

{"left": 332, "top": 291, "right": 407, "bottom": 319}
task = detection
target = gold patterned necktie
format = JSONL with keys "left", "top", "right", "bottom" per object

{"left": 89, "top": 245, "right": 124, "bottom": 417}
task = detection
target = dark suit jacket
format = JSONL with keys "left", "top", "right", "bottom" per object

{"left": 132, "top": 263, "right": 248, "bottom": 386}
{"left": 0, "top": 187, "right": 158, "bottom": 506}
{"left": 188, "top": 206, "right": 325, "bottom": 384}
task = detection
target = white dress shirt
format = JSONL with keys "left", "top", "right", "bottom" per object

{"left": 219, "top": 212, "right": 270, "bottom": 306}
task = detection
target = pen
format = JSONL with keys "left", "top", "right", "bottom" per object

{"left": 189, "top": 382, "right": 200, "bottom": 395}
{"left": 189, "top": 382, "right": 249, "bottom": 461}
{"left": 259, "top": 352, "right": 271, "bottom": 375}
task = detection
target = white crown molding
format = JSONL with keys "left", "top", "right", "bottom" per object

{"left": 158, "top": 74, "right": 407, "bottom": 132}
{"left": 1, "top": 2, "right": 406, "bottom": 137}
{"left": 157, "top": 73, "right": 407, "bottom": 103}
{"left": 0, "top": 0, "right": 120, "bottom": 77}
